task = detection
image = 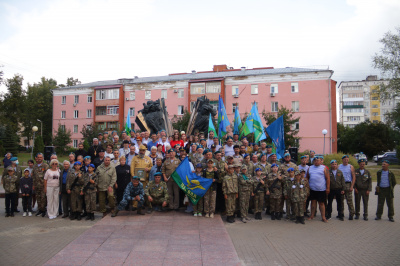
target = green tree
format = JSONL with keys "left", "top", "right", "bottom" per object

{"left": 262, "top": 105, "right": 300, "bottom": 149}
{"left": 81, "top": 123, "right": 102, "bottom": 146}
{"left": 0, "top": 65, "right": 3, "bottom": 85}
{"left": 58, "top": 77, "right": 81, "bottom": 87}
{"left": 23, "top": 77, "right": 57, "bottom": 145}
{"left": 172, "top": 109, "right": 191, "bottom": 132}
{"left": 372, "top": 27, "right": 400, "bottom": 99}
{"left": 53, "top": 124, "right": 72, "bottom": 155}
{"left": 0, "top": 125, "right": 19, "bottom": 156}
{"left": 33, "top": 134, "right": 45, "bottom": 156}
{"left": 385, "top": 102, "right": 400, "bottom": 130}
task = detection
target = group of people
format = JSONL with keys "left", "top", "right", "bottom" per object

{"left": 1, "top": 129, "right": 396, "bottom": 224}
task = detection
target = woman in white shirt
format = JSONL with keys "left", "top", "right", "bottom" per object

{"left": 44, "top": 159, "right": 61, "bottom": 219}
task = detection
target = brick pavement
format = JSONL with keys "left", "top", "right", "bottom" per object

{"left": 45, "top": 211, "right": 241, "bottom": 266}
{"left": 226, "top": 182, "right": 400, "bottom": 266}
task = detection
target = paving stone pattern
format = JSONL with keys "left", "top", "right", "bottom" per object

{"left": 44, "top": 211, "right": 241, "bottom": 266}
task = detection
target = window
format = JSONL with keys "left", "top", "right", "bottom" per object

{"left": 291, "top": 83, "right": 298, "bottom": 93}
{"left": 73, "top": 140, "right": 78, "bottom": 148}
{"left": 129, "top": 107, "right": 135, "bottom": 117}
{"left": 61, "top": 96, "right": 66, "bottom": 105}
{"left": 210, "top": 101, "right": 218, "bottom": 111}
{"left": 206, "top": 82, "right": 221, "bottom": 93}
{"left": 178, "top": 89, "right": 184, "bottom": 98}
{"left": 291, "top": 122, "right": 299, "bottom": 131}
{"left": 232, "top": 85, "right": 239, "bottom": 96}
{"left": 60, "top": 125, "right": 65, "bottom": 131}
{"left": 87, "top": 109, "right": 92, "bottom": 118}
{"left": 178, "top": 105, "right": 184, "bottom": 115}
{"left": 145, "top": 90, "right": 151, "bottom": 99}
{"left": 270, "top": 84, "right": 278, "bottom": 94}
{"left": 74, "top": 95, "right": 79, "bottom": 104}
{"left": 344, "top": 108, "right": 364, "bottom": 113}
{"left": 73, "top": 125, "right": 78, "bottom": 133}
{"left": 107, "top": 122, "right": 119, "bottom": 129}
{"left": 61, "top": 111, "right": 66, "bottom": 119}
{"left": 96, "top": 106, "right": 106, "bottom": 115}
{"left": 161, "top": 90, "right": 167, "bottom": 99}
{"left": 373, "top": 120, "right": 379, "bottom": 123}
{"left": 372, "top": 104, "right": 378, "bottom": 108}
{"left": 251, "top": 84, "right": 258, "bottom": 94}
{"left": 372, "top": 112, "right": 379, "bottom": 116}
{"left": 292, "top": 101, "right": 299, "bottom": 112}
{"left": 74, "top": 110, "right": 79, "bottom": 118}
{"left": 107, "top": 105, "right": 119, "bottom": 115}
{"left": 347, "top": 116, "right": 361, "bottom": 122}
{"left": 130, "top": 92, "right": 135, "bottom": 100}
{"left": 232, "top": 103, "right": 239, "bottom": 113}
{"left": 87, "top": 94, "right": 92, "bottom": 103}
{"left": 191, "top": 83, "right": 205, "bottom": 94}
{"left": 271, "top": 102, "right": 278, "bottom": 112}
{"left": 96, "top": 89, "right": 119, "bottom": 100}
{"left": 372, "top": 97, "right": 378, "bottom": 100}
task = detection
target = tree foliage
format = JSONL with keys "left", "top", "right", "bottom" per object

{"left": 81, "top": 123, "right": 102, "bottom": 146}
{"left": 262, "top": 105, "right": 300, "bottom": 149}
{"left": 33, "top": 134, "right": 45, "bottom": 156}
{"left": 372, "top": 27, "right": 400, "bottom": 99}
{"left": 53, "top": 124, "right": 72, "bottom": 155}
{"left": 58, "top": 77, "right": 81, "bottom": 87}
{"left": 0, "top": 125, "right": 19, "bottom": 156}
{"left": 172, "top": 109, "right": 191, "bottom": 132}
{"left": 337, "top": 121, "right": 396, "bottom": 158}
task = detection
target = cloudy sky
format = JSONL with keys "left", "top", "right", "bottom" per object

{"left": 0, "top": 0, "right": 400, "bottom": 92}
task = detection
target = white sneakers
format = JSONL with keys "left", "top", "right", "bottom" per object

{"left": 193, "top": 213, "right": 198, "bottom": 217}
{"left": 198, "top": 212, "right": 202, "bottom": 217}
{"left": 23, "top": 212, "right": 27, "bottom": 217}
{"left": 210, "top": 213, "right": 214, "bottom": 218}
{"left": 28, "top": 212, "right": 32, "bottom": 217}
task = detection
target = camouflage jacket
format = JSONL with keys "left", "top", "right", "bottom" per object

{"left": 279, "top": 162, "right": 298, "bottom": 178}
{"left": 83, "top": 172, "right": 98, "bottom": 193}
{"left": 255, "top": 162, "right": 271, "bottom": 176}
{"left": 290, "top": 179, "right": 307, "bottom": 202}
{"left": 354, "top": 168, "right": 372, "bottom": 191}
{"left": 252, "top": 175, "right": 266, "bottom": 194}
{"left": 283, "top": 176, "right": 295, "bottom": 197}
{"left": 215, "top": 159, "right": 226, "bottom": 183}
{"left": 2, "top": 174, "right": 18, "bottom": 193}
{"left": 266, "top": 173, "right": 284, "bottom": 199}
{"left": 95, "top": 163, "right": 117, "bottom": 191}
{"left": 329, "top": 169, "right": 345, "bottom": 190}
{"left": 123, "top": 182, "right": 144, "bottom": 202}
{"left": 145, "top": 181, "right": 169, "bottom": 202}
{"left": 66, "top": 170, "right": 85, "bottom": 192}
{"left": 222, "top": 173, "right": 238, "bottom": 194}
{"left": 238, "top": 174, "right": 253, "bottom": 193}
{"left": 32, "top": 163, "right": 49, "bottom": 190}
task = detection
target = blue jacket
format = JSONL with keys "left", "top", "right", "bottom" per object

{"left": 123, "top": 182, "right": 145, "bottom": 202}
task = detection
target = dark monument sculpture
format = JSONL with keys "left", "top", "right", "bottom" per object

{"left": 187, "top": 96, "right": 217, "bottom": 135}
{"left": 135, "top": 99, "right": 172, "bottom": 135}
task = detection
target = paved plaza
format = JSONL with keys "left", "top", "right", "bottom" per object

{"left": 0, "top": 182, "right": 399, "bottom": 265}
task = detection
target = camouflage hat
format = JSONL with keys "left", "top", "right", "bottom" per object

{"left": 234, "top": 164, "right": 241, "bottom": 168}
{"left": 228, "top": 164, "right": 236, "bottom": 169}
{"left": 7, "top": 166, "right": 14, "bottom": 171}
{"left": 207, "top": 159, "right": 214, "bottom": 164}
{"left": 299, "top": 169, "right": 306, "bottom": 173}
{"left": 241, "top": 165, "right": 247, "bottom": 170}
{"left": 295, "top": 171, "right": 301, "bottom": 175}
{"left": 226, "top": 155, "right": 234, "bottom": 159}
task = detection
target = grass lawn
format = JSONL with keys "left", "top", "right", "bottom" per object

{"left": 366, "top": 164, "right": 400, "bottom": 183}
{"left": 0, "top": 152, "right": 69, "bottom": 176}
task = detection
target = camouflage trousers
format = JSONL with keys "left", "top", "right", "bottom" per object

{"left": 270, "top": 197, "right": 281, "bottom": 212}
{"left": 354, "top": 189, "right": 369, "bottom": 217}
{"left": 225, "top": 193, "right": 236, "bottom": 216}
{"left": 15, "top": 184, "right": 20, "bottom": 209}
{"left": 204, "top": 189, "right": 216, "bottom": 214}
{"left": 376, "top": 187, "right": 394, "bottom": 218}
{"left": 85, "top": 191, "right": 96, "bottom": 213}
{"left": 239, "top": 190, "right": 251, "bottom": 218}
{"left": 148, "top": 198, "right": 165, "bottom": 209}
{"left": 285, "top": 197, "right": 294, "bottom": 218}
{"left": 117, "top": 196, "right": 144, "bottom": 211}
{"left": 70, "top": 190, "right": 83, "bottom": 212}
{"left": 254, "top": 192, "right": 264, "bottom": 213}
{"left": 341, "top": 183, "right": 355, "bottom": 216}
{"left": 35, "top": 189, "right": 47, "bottom": 212}
{"left": 292, "top": 201, "right": 304, "bottom": 217}
{"left": 193, "top": 197, "right": 203, "bottom": 213}
{"left": 99, "top": 190, "right": 115, "bottom": 213}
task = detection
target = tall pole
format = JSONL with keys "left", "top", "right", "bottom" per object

{"left": 37, "top": 119, "right": 43, "bottom": 137}
{"left": 31, "top": 131, "right": 36, "bottom": 160}
{"left": 322, "top": 129, "right": 327, "bottom": 155}
{"left": 323, "top": 134, "right": 326, "bottom": 155}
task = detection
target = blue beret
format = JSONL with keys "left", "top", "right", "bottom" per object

{"left": 284, "top": 153, "right": 290, "bottom": 157}
{"left": 74, "top": 161, "right": 82, "bottom": 166}
{"left": 226, "top": 136, "right": 233, "bottom": 140}
{"left": 382, "top": 160, "right": 390, "bottom": 164}
{"left": 330, "top": 160, "right": 337, "bottom": 164}
{"left": 243, "top": 154, "right": 249, "bottom": 159}
{"left": 342, "top": 155, "right": 349, "bottom": 159}
{"left": 287, "top": 167, "right": 295, "bottom": 172}
{"left": 301, "top": 155, "right": 307, "bottom": 159}
{"left": 88, "top": 164, "right": 95, "bottom": 168}
{"left": 214, "top": 151, "right": 221, "bottom": 155}
{"left": 271, "top": 163, "right": 278, "bottom": 168}
{"left": 10, "top": 157, "right": 18, "bottom": 161}
{"left": 154, "top": 172, "right": 162, "bottom": 176}
{"left": 84, "top": 156, "right": 91, "bottom": 160}
{"left": 310, "top": 150, "right": 315, "bottom": 153}
{"left": 197, "top": 145, "right": 203, "bottom": 149}
{"left": 196, "top": 163, "right": 202, "bottom": 168}
{"left": 69, "top": 152, "right": 75, "bottom": 156}
{"left": 132, "top": 176, "right": 140, "bottom": 180}
{"left": 358, "top": 159, "right": 367, "bottom": 163}
{"left": 213, "top": 136, "right": 218, "bottom": 139}
{"left": 266, "top": 145, "right": 272, "bottom": 148}
{"left": 167, "top": 149, "right": 174, "bottom": 153}
{"left": 255, "top": 168, "right": 262, "bottom": 172}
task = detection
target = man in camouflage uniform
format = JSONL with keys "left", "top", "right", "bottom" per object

{"left": 338, "top": 155, "right": 356, "bottom": 220}
{"left": 10, "top": 157, "right": 22, "bottom": 212}
{"left": 279, "top": 153, "right": 298, "bottom": 217}
{"left": 291, "top": 171, "right": 307, "bottom": 224}
{"left": 255, "top": 154, "right": 270, "bottom": 176}
{"left": 145, "top": 172, "right": 169, "bottom": 213}
{"left": 327, "top": 159, "right": 345, "bottom": 221}
{"left": 83, "top": 164, "right": 97, "bottom": 221}
{"left": 252, "top": 168, "right": 266, "bottom": 220}
{"left": 238, "top": 165, "right": 253, "bottom": 223}
{"left": 191, "top": 145, "right": 204, "bottom": 167}
{"left": 214, "top": 151, "right": 227, "bottom": 213}
{"left": 67, "top": 161, "right": 85, "bottom": 220}
{"left": 96, "top": 156, "right": 117, "bottom": 217}
{"left": 113, "top": 176, "right": 145, "bottom": 216}
{"left": 203, "top": 159, "right": 219, "bottom": 218}
{"left": 232, "top": 133, "right": 242, "bottom": 146}
{"left": 3, "top": 167, "right": 18, "bottom": 217}
{"left": 375, "top": 160, "right": 396, "bottom": 222}
{"left": 354, "top": 158, "right": 372, "bottom": 220}
{"left": 223, "top": 165, "right": 238, "bottom": 223}
{"left": 162, "top": 149, "right": 181, "bottom": 211}
{"left": 283, "top": 168, "right": 296, "bottom": 220}
{"left": 266, "top": 163, "right": 284, "bottom": 220}
{"left": 32, "top": 153, "right": 49, "bottom": 217}
{"left": 201, "top": 149, "right": 216, "bottom": 169}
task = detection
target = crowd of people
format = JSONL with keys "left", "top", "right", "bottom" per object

{"left": 1, "top": 129, "right": 396, "bottom": 223}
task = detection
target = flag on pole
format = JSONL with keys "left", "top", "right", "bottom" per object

{"left": 251, "top": 104, "right": 267, "bottom": 143}
{"left": 125, "top": 113, "right": 131, "bottom": 137}
{"left": 217, "top": 95, "right": 230, "bottom": 140}
{"left": 242, "top": 107, "right": 254, "bottom": 136}
{"left": 265, "top": 115, "right": 285, "bottom": 159}
{"left": 233, "top": 107, "right": 242, "bottom": 136}
{"left": 208, "top": 113, "right": 217, "bottom": 138}
{"left": 171, "top": 157, "right": 213, "bottom": 205}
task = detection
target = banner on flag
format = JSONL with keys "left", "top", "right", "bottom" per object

{"left": 217, "top": 95, "right": 230, "bottom": 140}
{"left": 171, "top": 157, "right": 213, "bottom": 205}
{"left": 266, "top": 115, "right": 285, "bottom": 158}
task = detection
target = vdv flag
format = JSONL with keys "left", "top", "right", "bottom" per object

{"left": 233, "top": 107, "right": 242, "bottom": 135}
{"left": 125, "top": 113, "right": 131, "bottom": 137}
{"left": 242, "top": 107, "right": 254, "bottom": 136}
{"left": 252, "top": 104, "right": 267, "bottom": 143}
{"left": 265, "top": 115, "right": 285, "bottom": 159}
{"left": 217, "top": 95, "right": 230, "bottom": 139}
{"left": 208, "top": 113, "right": 217, "bottom": 138}
{"left": 171, "top": 157, "right": 213, "bottom": 205}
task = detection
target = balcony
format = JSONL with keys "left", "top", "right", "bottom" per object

{"left": 343, "top": 105, "right": 363, "bottom": 108}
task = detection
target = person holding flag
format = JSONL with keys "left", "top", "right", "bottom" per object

{"left": 207, "top": 114, "right": 217, "bottom": 148}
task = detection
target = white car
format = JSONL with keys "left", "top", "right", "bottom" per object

{"left": 373, "top": 152, "right": 396, "bottom": 162}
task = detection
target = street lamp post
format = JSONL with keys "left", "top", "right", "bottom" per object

{"left": 322, "top": 129, "right": 328, "bottom": 155}
{"left": 37, "top": 119, "right": 42, "bottom": 137}
{"left": 31, "top": 126, "right": 38, "bottom": 160}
